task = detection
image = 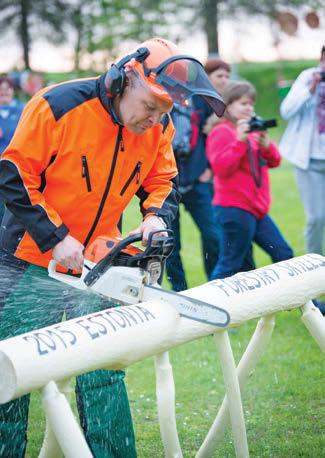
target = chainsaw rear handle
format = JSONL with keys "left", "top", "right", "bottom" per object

{"left": 84, "top": 230, "right": 174, "bottom": 287}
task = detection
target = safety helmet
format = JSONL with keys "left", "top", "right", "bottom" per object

{"left": 129, "top": 38, "right": 184, "bottom": 103}
{"left": 106, "top": 37, "right": 225, "bottom": 116}
{"left": 132, "top": 38, "right": 225, "bottom": 116}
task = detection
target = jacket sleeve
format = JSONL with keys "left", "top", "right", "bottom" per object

{"left": 136, "top": 119, "right": 180, "bottom": 228}
{"left": 259, "top": 142, "right": 281, "bottom": 168}
{"left": 206, "top": 125, "right": 247, "bottom": 178}
{"left": 0, "top": 95, "right": 69, "bottom": 253}
{"left": 280, "top": 69, "right": 314, "bottom": 120}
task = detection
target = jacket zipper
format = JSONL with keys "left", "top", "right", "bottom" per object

{"left": 120, "top": 161, "right": 142, "bottom": 196}
{"left": 83, "top": 125, "right": 123, "bottom": 247}
{"left": 81, "top": 156, "right": 92, "bottom": 192}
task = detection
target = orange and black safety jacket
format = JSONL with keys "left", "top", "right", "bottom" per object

{"left": 0, "top": 74, "right": 179, "bottom": 267}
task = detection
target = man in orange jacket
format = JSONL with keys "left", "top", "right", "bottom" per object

{"left": 0, "top": 37, "right": 224, "bottom": 457}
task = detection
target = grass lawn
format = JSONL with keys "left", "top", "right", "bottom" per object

{"left": 24, "top": 59, "right": 324, "bottom": 456}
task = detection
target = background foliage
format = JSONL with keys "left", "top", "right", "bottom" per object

{"left": 1, "top": 0, "right": 323, "bottom": 69}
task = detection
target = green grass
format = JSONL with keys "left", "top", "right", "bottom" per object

{"left": 127, "top": 312, "right": 324, "bottom": 458}
{"left": 25, "top": 60, "right": 325, "bottom": 457}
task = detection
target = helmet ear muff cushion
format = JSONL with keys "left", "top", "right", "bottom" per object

{"left": 105, "top": 64, "right": 126, "bottom": 97}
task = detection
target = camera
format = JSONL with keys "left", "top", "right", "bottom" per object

{"left": 321, "top": 71, "right": 325, "bottom": 82}
{"left": 248, "top": 115, "right": 277, "bottom": 132}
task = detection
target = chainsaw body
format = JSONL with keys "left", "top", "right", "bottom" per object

{"left": 48, "top": 230, "right": 230, "bottom": 327}
{"left": 49, "top": 231, "right": 173, "bottom": 305}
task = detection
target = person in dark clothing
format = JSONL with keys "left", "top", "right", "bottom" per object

{"left": 0, "top": 76, "right": 24, "bottom": 221}
{"left": 166, "top": 59, "right": 255, "bottom": 291}
{"left": 0, "top": 77, "right": 24, "bottom": 155}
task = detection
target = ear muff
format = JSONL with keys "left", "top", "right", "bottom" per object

{"left": 105, "top": 64, "right": 125, "bottom": 97}
{"left": 105, "top": 47, "right": 150, "bottom": 97}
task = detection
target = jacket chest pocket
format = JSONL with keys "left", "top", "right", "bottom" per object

{"left": 81, "top": 155, "right": 92, "bottom": 192}
{"left": 120, "top": 161, "right": 142, "bottom": 196}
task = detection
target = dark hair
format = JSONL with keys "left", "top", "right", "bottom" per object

{"left": 0, "top": 76, "right": 14, "bottom": 89}
{"left": 204, "top": 58, "right": 230, "bottom": 75}
{"left": 321, "top": 45, "right": 325, "bottom": 59}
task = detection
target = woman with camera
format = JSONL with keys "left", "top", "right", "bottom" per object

{"left": 205, "top": 80, "right": 293, "bottom": 279}
{"left": 280, "top": 45, "right": 325, "bottom": 258}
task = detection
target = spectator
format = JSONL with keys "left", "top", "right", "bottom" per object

{"left": 279, "top": 45, "right": 325, "bottom": 257}
{"left": 0, "top": 37, "right": 224, "bottom": 457}
{"left": 166, "top": 58, "right": 255, "bottom": 291}
{"left": 8, "top": 70, "right": 45, "bottom": 100}
{"left": 206, "top": 81, "right": 293, "bottom": 280}
{"left": 0, "top": 76, "right": 24, "bottom": 221}
{"left": 20, "top": 70, "right": 44, "bottom": 97}
{"left": 0, "top": 76, "right": 24, "bottom": 155}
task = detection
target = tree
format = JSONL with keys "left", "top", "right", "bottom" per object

{"left": 220, "top": 0, "right": 325, "bottom": 50}
{"left": 0, "top": 0, "right": 67, "bottom": 69}
{"left": 177, "top": 0, "right": 324, "bottom": 55}
{"left": 202, "top": 0, "right": 219, "bottom": 54}
{"left": 70, "top": 0, "right": 201, "bottom": 69}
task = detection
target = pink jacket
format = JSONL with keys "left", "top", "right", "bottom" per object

{"left": 206, "top": 120, "right": 281, "bottom": 219}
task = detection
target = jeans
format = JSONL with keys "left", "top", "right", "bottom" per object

{"left": 210, "top": 206, "right": 294, "bottom": 280}
{"left": 166, "top": 181, "right": 219, "bottom": 291}
{"left": 0, "top": 203, "right": 4, "bottom": 224}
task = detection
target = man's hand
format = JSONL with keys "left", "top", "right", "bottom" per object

{"left": 52, "top": 235, "right": 84, "bottom": 270}
{"left": 128, "top": 215, "right": 167, "bottom": 246}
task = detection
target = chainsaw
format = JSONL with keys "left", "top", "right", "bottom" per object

{"left": 48, "top": 230, "right": 230, "bottom": 328}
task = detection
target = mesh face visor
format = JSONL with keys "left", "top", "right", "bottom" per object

{"left": 144, "top": 56, "right": 225, "bottom": 117}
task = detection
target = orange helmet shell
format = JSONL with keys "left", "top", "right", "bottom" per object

{"left": 129, "top": 37, "right": 182, "bottom": 103}
{"left": 139, "top": 38, "right": 181, "bottom": 68}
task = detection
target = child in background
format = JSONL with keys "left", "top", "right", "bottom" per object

{"left": 206, "top": 81, "right": 293, "bottom": 279}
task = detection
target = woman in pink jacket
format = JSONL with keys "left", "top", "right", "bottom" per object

{"left": 206, "top": 81, "right": 293, "bottom": 279}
